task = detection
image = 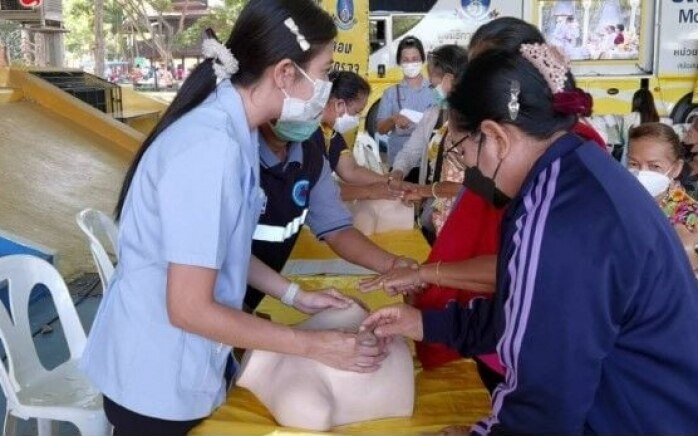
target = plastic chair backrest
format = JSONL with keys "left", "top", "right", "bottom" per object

{"left": 0, "top": 255, "right": 86, "bottom": 408}
{"left": 76, "top": 208, "right": 118, "bottom": 292}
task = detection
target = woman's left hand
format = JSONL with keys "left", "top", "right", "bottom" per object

{"left": 360, "top": 265, "right": 425, "bottom": 296}
{"left": 401, "top": 183, "right": 428, "bottom": 203}
{"left": 368, "top": 182, "right": 405, "bottom": 200}
{"left": 293, "top": 288, "right": 353, "bottom": 314}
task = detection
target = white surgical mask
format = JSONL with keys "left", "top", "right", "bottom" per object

{"left": 433, "top": 84, "right": 447, "bottom": 107}
{"left": 634, "top": 169, "right": 672, "bottom": 198}
{"left": 401, "top": 62, "right": 423, "bottom": 79}
{"left": 333, "top": 111, "right": 360, "bottom": 134}
{"left": 278, "top": 63, "right": 332, "bottom": 124}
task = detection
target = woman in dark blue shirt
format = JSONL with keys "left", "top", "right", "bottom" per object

{"left": 362, "top": 44, "right": 698, "bottom": 434}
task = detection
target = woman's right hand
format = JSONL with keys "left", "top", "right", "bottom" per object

{"left": 304, "top": 329, "right": 388, "bottom": 373}
{"left": 360, "top": 304, "right": 424, "bottom": 341}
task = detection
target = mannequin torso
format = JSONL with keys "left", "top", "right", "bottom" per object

{"left": 236, "top": 303, "right": 414, "bottom": 430}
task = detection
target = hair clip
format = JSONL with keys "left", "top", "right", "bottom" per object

{"left": 284, "top": 18, "right": 310, "bottom": 52}
{"left": 508, "top": 80, "right": 520, "bottom": 121}
{"left": 202, "top": 38, "right": 239, "bottom": 84}
{"left": 519, "top": 43, "right": 569, "bottom": 94}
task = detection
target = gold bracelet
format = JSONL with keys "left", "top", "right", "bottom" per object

{"left": 431, "top": 182, "right": 441, "bottom": 199}
{"left": 436, "top": 261, "right": 442, "bottom": 289}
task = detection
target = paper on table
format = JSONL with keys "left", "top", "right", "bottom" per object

{"left": 399, "top": 108, "right": 424, "bottom": 124}
{"left": 281, "top": 259, "right": 375, "bottom": 276}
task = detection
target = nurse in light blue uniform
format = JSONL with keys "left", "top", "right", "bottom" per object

{"left": 80, "top": 2, "right": 386, "bottom": 434}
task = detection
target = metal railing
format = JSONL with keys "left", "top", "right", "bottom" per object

{"left": 30, "top": 71, "right": 123, "bottom": 118}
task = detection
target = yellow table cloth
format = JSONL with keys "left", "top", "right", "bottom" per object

{"left": 192, "top": 229, "right": 492, "bottom": 435}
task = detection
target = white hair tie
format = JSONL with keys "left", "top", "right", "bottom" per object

{"left": 202, "top": 38, "right": 239, "bottom": 84}
{"left": 284, "top": 18, "right": 310, "bottom": 52}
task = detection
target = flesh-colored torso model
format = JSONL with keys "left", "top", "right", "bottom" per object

{"left": 236, "top": 303, "right": 414, "bottom": 431}
{"left": 347, "top": 199, "right": 414, "bottom": 236}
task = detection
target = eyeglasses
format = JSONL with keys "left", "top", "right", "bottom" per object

{"left": 444, "top": 130, "right": 481, "bottom": 170}
{"left": 446, "top": 130, "right": 479, "bottom": 156}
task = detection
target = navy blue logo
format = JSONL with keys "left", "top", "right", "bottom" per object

{"left": 461, "top": 0, "right": 491, "bottom": 20}
{"left": 292, "top": 180, "right": 310, "bottom": 207}
{"left": 334, "top": 0, "right": 356, "bottom": 30}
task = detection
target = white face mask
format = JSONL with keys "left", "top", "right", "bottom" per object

{"left": 279, "top": 64, "right": 332, "bottom": 124}
{"left": 401, "top": 62, "right": 423, "bottom": 79}
{"left": 634, "top": 169, "right": 672, "bottom": 198}
{"left": 333, "top": 105, "right": 360, "bottom": 134}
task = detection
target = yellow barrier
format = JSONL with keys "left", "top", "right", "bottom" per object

{"left": 7, "top": 68, "right": 145, "bottom": 154}
{"left": 119, "top": 86, "right": 166, "bottom": 135}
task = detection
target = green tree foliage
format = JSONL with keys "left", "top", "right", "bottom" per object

{"left": 177, "top": 0, "right": 247, "bottom": 47}
{"left": 65, "top": 0, "right": 127, "bottom": 61}
{"left": 0, "top": 19, "right": 22, "bottom": 64}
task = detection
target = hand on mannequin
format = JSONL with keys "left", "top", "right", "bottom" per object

{"left": 360, "top": 303, "right": 423, "bottom": 341}
{"left": 293, "top": 288, "right": 353, "bottom": 314}
{"left": 306, "top": 329, "right": 389, "bottom": 372}
{"left": 387, "top": 173, "right": 409, "bottom": 194}
{"left": 389, "top": 170, "right": 405, "bottom": 182}
{"left": 366, "top": 181, "right": 406, "bottom": 200}
{"left": 360, "top": 264, "right": 425, "bottom": 296}
{"left": 401, "top": 186, "right": 426, "bottom": 204}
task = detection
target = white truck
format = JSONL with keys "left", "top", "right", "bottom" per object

{"left": 362, "top": 0, "right": 698, "bottom": 128}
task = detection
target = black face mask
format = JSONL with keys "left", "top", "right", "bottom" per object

{"left": 462, "top": 134, "right": 511, "bottom": 209}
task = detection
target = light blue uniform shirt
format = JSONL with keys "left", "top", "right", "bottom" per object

{"left": 376, "top": 78, "right": 435, "bottom": 166}
{"left": 80, "top": 81, "right": 264, "bottom": 421}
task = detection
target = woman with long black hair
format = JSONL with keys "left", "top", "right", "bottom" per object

{"left": 80, "top": 1, "right": 386, "bottom": 434}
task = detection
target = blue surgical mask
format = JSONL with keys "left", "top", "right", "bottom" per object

{"left": 432, "top": 84, "right": 447, "bottom": 108}
{"left": 270, "top": 119, "right": 321, "bottom": 142}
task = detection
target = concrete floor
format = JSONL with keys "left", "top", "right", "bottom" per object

{"left": 0, "top": 101, "right": 131, "bottom": 282}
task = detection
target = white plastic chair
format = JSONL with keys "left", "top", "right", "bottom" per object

{"left": 354, "top": 132, "right": 385, "bottom": 175}
{"left": 0, "top": 255, "right": 110, "bottom": 435}
{"left": 75, "top": 209, "right": 118, "bottom": 293}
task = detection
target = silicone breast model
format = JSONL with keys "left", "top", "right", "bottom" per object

{"left": 236, "top": 303, "right": 415, "bottom": 431}
{"left": 348, "top": 199, "right": 415, "bottom": 236}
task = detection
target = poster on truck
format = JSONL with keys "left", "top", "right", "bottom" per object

{"left": 317, "top": 0, "right": 370, "bottom": 76}
{"left": 658, "top": 0, "right": 698, "bottom": 77}
{"left": 537, "top": 0, "right": 643, "bottom": 62}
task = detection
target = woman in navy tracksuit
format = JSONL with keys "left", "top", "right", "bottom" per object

{"left": 362, "top": 44, "right": 698, "bottom": 434}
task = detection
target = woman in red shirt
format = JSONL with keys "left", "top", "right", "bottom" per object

{"left": 363, "top": 17, "right": 603, "bottom": 394}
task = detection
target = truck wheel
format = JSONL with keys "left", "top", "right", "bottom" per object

{"left": 365, "top": 99, "right": 381, "bottom": 138}
{"left": 671, "top": 93, "right": 698, "bottom": 124}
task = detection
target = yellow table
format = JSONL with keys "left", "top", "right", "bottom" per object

{"left": 192, "top": 229, "right": 492, "bottom": 435}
